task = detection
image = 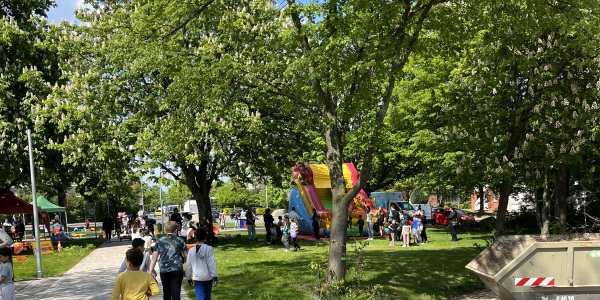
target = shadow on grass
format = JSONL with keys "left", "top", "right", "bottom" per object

{"left": 200, "top": 227, "right": 491, "bottom": 300}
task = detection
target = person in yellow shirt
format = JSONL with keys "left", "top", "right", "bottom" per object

{"left": 111, "top": 248, "right": 160, "bottom": 300}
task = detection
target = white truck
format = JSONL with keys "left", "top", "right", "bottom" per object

{"left": 183, "top": 200, "right": 198, "bottom": 214}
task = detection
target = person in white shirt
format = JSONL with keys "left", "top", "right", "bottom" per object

{"left": 186, "top": 227, "right": 218, "bottom": 299}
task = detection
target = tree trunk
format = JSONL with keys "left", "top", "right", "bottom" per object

{"left": 324, "top": 119, "right": 353, "bottom": 282}
{"left": 554, "top": 163, "right": 568, "bottom": 231}
{"left": 478, "top": 184, "right": 485, "bottom": 215}
{"left": 181, "top": 162, "right": 214, "bottom": 225}
{"left": 494, "top": 180, "right": 511, "bottom": 236}
{"left": 541, "top": 171, "right": 551, "bottom": 234}
{"left": 327, "top": 192, "right": 349, "bottom": 281}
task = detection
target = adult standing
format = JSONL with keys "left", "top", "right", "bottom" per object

{"left": 311, "top": 208, "right": 320, "bottom": 241}
{"left": 376, "top": 207, "right": 386, "bottom": 238}
{"left": 245, "top": 207, "right": 256, "bottom": 240}
{"left": 390, "top": 206, "right": 400, "bottom": 223}
{"left": 102, "top": 213, "right": 114, "bottom": 243}
{"left": 170, "top": 208, "right": 183, "bottom": 236}
{"left": 448, "top": 207, "right": 458, "bottom": 242}
{"left": 0, "top": 225, "right": 14, "bottom": 248}
{"left": 218, "top": 210, "right": 225, "bottom": 230}
{"left": 149, "top": 221, "right": 188, "bottom": 300}
{"left": 366, "top": 206, "right": 374, "bottom": 240}
{"left": 264, "top": 208, "right": 274, "bottom": 244}
{"left": 15, "top": 219, "right": 25, "bottom": 243}
{"left": 288, "top": 207, "right": 305, "bottom": 222}
{"left": 114, "top": 217, "right": 122, "bottom": 241}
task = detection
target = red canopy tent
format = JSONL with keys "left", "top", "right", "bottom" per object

{"left": 0, "top": 191, "right": 41, "bottom": 214}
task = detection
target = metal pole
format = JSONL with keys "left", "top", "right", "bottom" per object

{"left": 140, "top": 178, "right": 145, "bottom": 212}
{"left": 28, "top": 129, "right": 43, "bottom": 278}
{"left": 94, "top": 200, "right": 97, "bottom": 238}
{"left": 159, "top": 170, "right": 164, "bottom": 234}
{"left": 265, "top": 180, "right": 268, "bottom": 209}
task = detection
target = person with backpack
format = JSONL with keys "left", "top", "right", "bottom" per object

{"left": 149, "top": 221, "right": 188, "bottom": 300}
{"left": 186, "top": 227, "right": 218, "bottom": 300}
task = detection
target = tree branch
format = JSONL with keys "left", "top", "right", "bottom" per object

{"left": 0, "top": 167, "right": 29, "bottom": 196}
{"left": 162, "top": 0, "right": 215, "bottom": 40}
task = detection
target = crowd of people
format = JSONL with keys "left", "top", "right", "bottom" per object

{"left": 111, "top": 217, "right": 220, "bottom": 300}
{"left": 0, "top": 203, "right": 463, "bottom": 300}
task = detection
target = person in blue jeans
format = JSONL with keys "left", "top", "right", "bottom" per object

{"left": 149, "top": 221, "right": 188, "bottom": 300}
{"left": 186, "top": 228, "right": 218, "bottom": 300}
{"left": 245, "top": 207, "right": 256, "bottom": 240}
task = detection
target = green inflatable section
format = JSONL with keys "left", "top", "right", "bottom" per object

{"left": 316, "top": 188, "right": 333, "bottom": 210}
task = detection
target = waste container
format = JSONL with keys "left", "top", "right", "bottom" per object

{"left": 466, "top": 233, "right": 600, "bottom": 300}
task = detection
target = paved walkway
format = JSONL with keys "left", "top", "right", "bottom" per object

{"left": 13, "top": 240, "right": 189, "bottom": 300}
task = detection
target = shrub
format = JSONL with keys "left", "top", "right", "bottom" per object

{"left": 223, "top": 208, "right": 234, "bottom": 215}
{"left": 256, "top": 208, "right": 266, "bottom": 215}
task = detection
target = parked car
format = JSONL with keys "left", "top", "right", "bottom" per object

{"left": 431, "top": 208, "right": 475, "bottom": 226}
{"left": 252, "top": 207, "right": 265, "bottom": 215}
{"left": 230, "top": 209, "right": 243, "bottom": 219}
{"left": 455, "top": 209, "right": 475, "bottom": 221}
{"left": 212, "top": 209, "right": 219, "bottom": 222}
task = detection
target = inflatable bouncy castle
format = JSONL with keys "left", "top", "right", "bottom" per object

{"left": 290, "top": 163, "right": 377, "bottom": 237}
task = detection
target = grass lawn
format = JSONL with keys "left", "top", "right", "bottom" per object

{"left": 13, "top": 237, "right": 105, "bottom": 279}
{"left": 184, "top": 226, "right": 492, "bottom": 300}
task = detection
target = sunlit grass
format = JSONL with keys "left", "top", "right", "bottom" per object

{"left": 185, "top": 226, "right": 492, "bottom": 299}
{"left": 12, "top": 238, "right": 105, "bottom": 279}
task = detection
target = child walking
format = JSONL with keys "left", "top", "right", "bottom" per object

{"left": 401, "top": 219, "right": 411, "bottom": 247}
{"left": 111, "top": 248, "right": 160, "bottom": 300}
{"left": 0, "top": 247, "right": 15, "bottom": 300}
{"left": 412, "top": 215, "right": 422, "bottom": 244}
{"left": 282, "top": 215, "right": 291, "bottom": 252}
{"left": 186, "top": 227, "right": 219, "bottom": 300}
{"left": 388, "top": 219, "right": 398, "bottom": 247}
{"left": 290, "top": 217, "right": 301, "bottom": 251}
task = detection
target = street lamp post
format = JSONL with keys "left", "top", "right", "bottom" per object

{"left": 27, "top": 129, "right": 43, "bottom": 278}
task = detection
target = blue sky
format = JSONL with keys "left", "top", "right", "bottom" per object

{"left": 46, "top": 0, "right": 88, "bottom": 23}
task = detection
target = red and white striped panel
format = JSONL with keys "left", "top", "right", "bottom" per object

{"left": 515, "top": 277, "right": 555, "bottom": 286}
